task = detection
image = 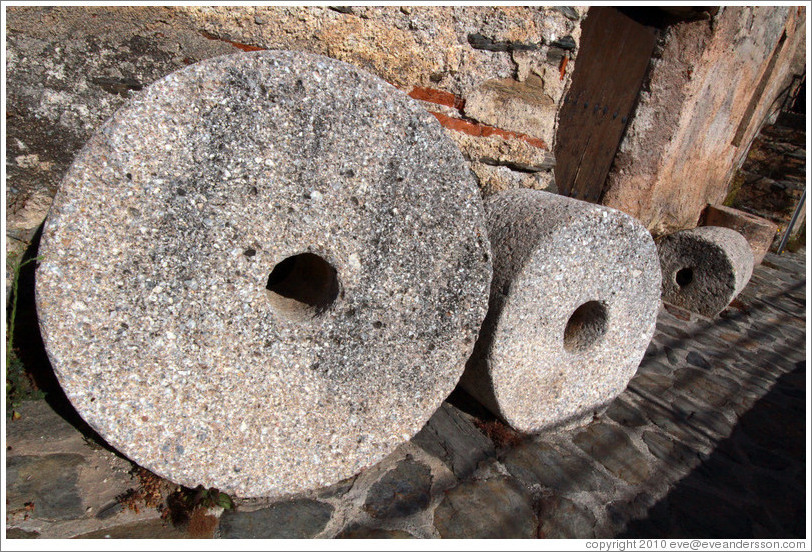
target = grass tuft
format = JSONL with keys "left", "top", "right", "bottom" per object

{"left": 6, "top": 255, "right": 44, "bottom": 413}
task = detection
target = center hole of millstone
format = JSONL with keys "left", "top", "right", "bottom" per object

{"left": 266, "top": 252, "right": 339, "bottom": 319}
{"left": 675, "top": 267, "right": 694, "bottom": 288}
{"left": 564, "top": 300, "right": 609, "bottom": 354}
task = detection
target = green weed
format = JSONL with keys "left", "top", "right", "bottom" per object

{"left": 6, "top": 255, "right": 44, "bottom": 412}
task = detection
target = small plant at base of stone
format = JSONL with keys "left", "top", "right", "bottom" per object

{"left": 5, "top": 255, "right": 44, "bottom": 415}
{"left": 723, "top": 171, "right": 746, "bottom": 207}
{"left": 117, "top": 467, "right": 173, "bottom": 515}
{"left": 117, "top": 465, "right": 233, "bottom": 537}
{"left": 785, "top": 222, "right": 806, "bottom": 253}
{"left": 187, "top": 506, "right": 221, "bottom": 538}
{"left": 165, "top": 484, "right": 234, "bottom": 538}
{"left": 165, "top": 486, "right": 235, "bottom": 523}
{"left": 473, "top": 418, "right": 525, "bottom": 448}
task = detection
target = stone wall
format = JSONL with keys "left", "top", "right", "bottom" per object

{"left": 5, "top": 6, "right": 585, "bottom": 285}
{"left": 6, "top": 5, "right": 804, "bottom": 277}
{"left": 601, "top": 6, "right": 806, "bottom": 237}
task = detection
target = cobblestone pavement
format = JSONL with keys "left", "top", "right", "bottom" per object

{"left": 5, "top": 247, "right": 806, "bottom": 539}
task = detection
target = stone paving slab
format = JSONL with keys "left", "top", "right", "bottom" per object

{"left": 4, "top": 247, "right": 807, "bottom": 538}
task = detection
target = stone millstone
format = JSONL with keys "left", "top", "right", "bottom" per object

{"left": 459, "top": 189, "right": 661, "bottom": 433}
{"left": 35, "top": 51, "right": 492, "bottom": 498}
{"left": 701, "top": 204, "right": 777, "bottom": 265}
{"left": 657, "top": 226, "right": 753, "bottom": 318}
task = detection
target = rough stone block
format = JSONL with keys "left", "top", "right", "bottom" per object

{"left": 701, "top": 204, "right": 778, "bottom": 265}
{"left": 460, "top": 189, "right": 661, "bottom": 432}
{"left": 463, "top": 76, "right": 556, "bottom": 143}
{"left": 657, "top": 226, "right": 754, "bottom": 318}
{"left": 35, "top": 50, "right": 492, "bottom": 498}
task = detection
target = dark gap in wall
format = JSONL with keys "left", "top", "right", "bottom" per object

{"left": 617, "top": 7, "right": 719, "bottom": 29}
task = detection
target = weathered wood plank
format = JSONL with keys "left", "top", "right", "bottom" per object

{"left": 555, "top": 7, "right": 657, "bottom": 202}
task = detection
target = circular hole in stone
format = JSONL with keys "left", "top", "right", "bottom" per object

{"left": 266, "top": 252, "right": 339, "bottom": 319}
{"left": 675, "top": 267, "right": 694, "bottom": 288}
{"left": 563, "top": 300, "right": 609, "bottom": 354}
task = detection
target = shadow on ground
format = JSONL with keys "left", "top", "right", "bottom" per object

{"left": 623, "top": 363, "right": 806, "bottom": 538}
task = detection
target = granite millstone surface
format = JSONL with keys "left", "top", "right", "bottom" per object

{"left": 459, "top": 189, "right": 661, "bottom": 433}
{"left": 657, "top": 226, "right": 754, "bottom": 318}
{"left": 35, "top": 50, "right": 492, "bottom": 498}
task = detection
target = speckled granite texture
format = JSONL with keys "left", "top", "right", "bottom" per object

{"left": 657, "top": 226, "right": 754, "bottom": 318}
{"left": 460, "top": 189, "right": 661, "bottom": 433}
{"left": 35, "top": 50, "right": 492, "bottom": 498}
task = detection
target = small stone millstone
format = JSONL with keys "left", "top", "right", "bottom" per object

{"left": 459, "top": 189, "right": 661, "bottom": 432}
{"left": 35, "top": 51, "right": 492, "bottom": 498}
{"left": 657, "top": 226, "right": 754, "bottom": 318}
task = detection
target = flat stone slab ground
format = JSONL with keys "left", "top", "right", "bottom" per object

{"left": 6, "top": 248, "right": 805, "bottom": 538}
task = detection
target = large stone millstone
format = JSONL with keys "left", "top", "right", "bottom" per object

{"left": 35, "top": 51, "right": 492, "bottom": 498}
{"left": 657, "top": 226, "right": 753, "bottom": 318}
{"left": 459, "top": 189, "right": 661, "bottom": 433}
